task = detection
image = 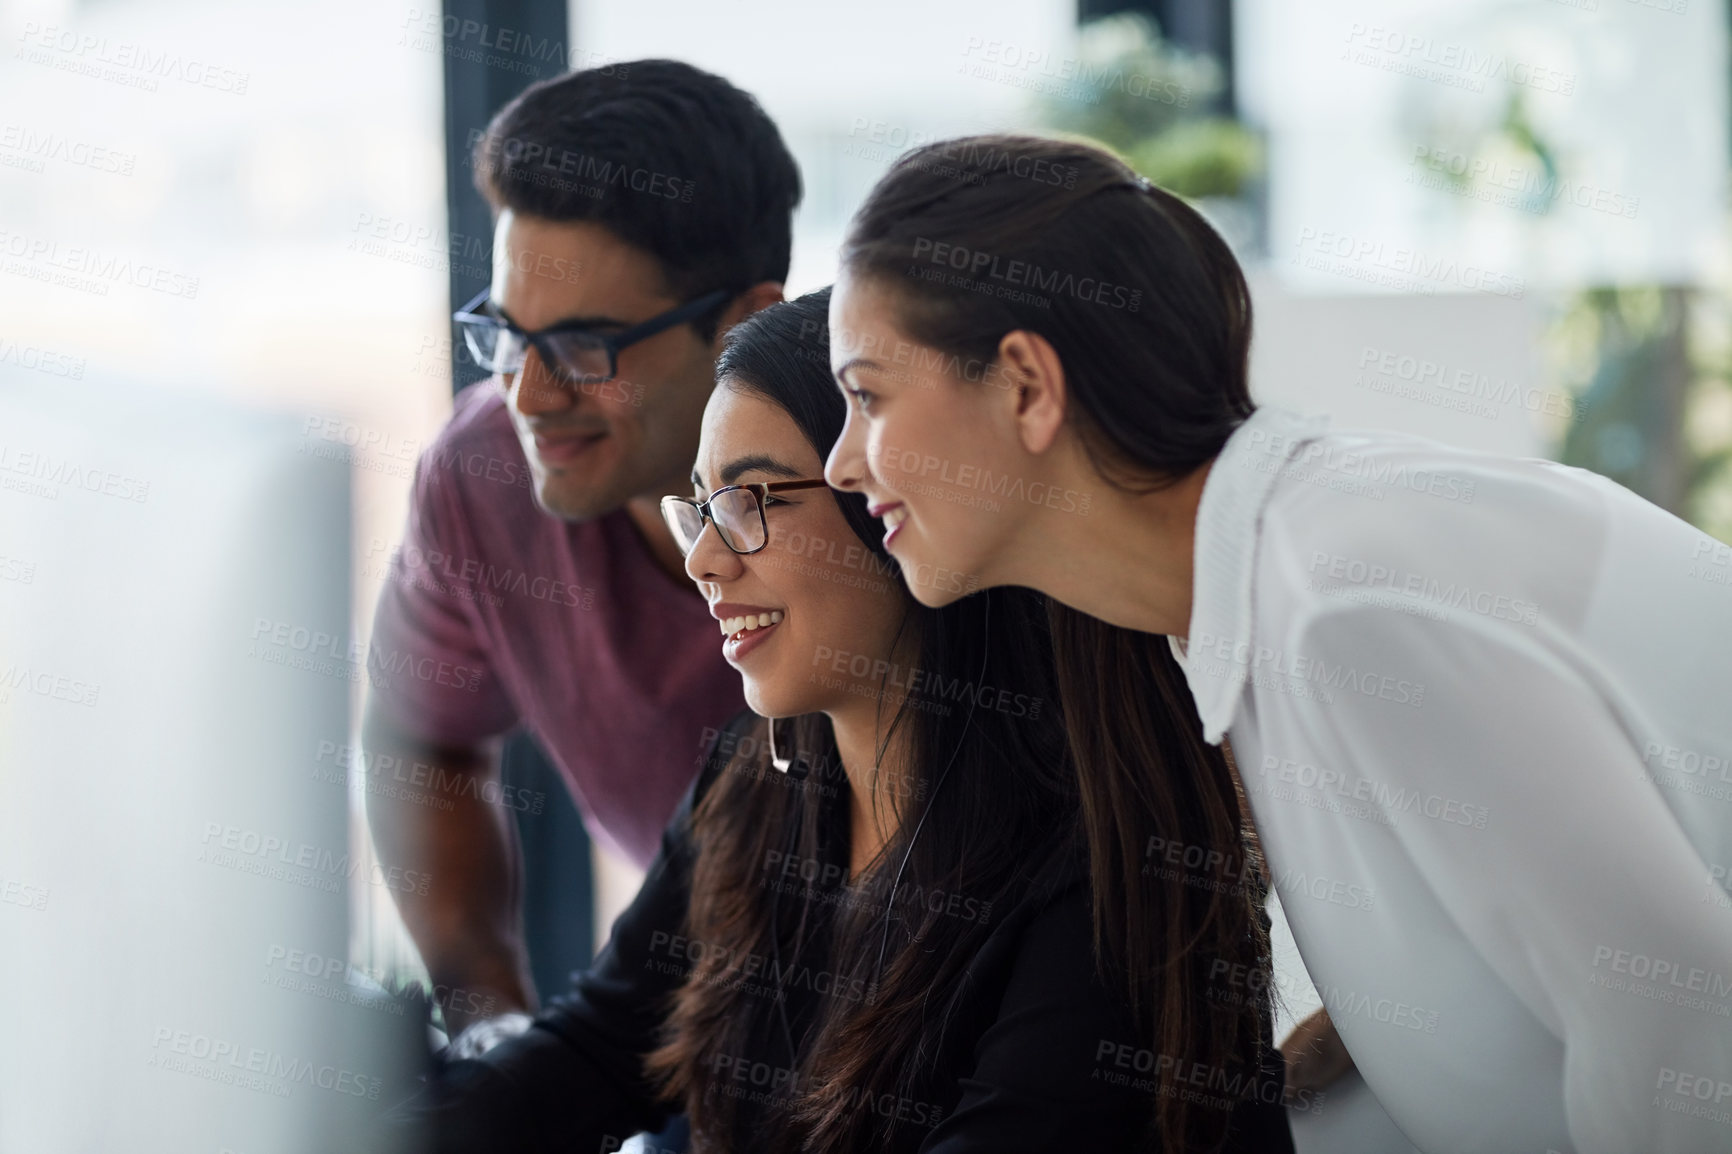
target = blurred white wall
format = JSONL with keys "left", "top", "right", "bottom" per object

{"left": 1237, "top": 0, "right": 1728, "bottom": 292}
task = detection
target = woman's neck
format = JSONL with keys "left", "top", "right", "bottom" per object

{"left": 1009, "top": 459, "right": 1212, "bottom": 637}
{"left": 827, "top": 698, "right": 913, "bottom": 882}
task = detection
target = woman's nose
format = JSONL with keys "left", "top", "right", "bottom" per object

{"left": 826, "top": 411, "right": 865, "bottom": 492}
{"left": 684, "top": 516, "right": 743, "bottom": 585}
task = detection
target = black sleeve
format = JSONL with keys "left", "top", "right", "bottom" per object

{"left": 380, "top": 714, "right": 749, "bottom": 1154}
{"left": 917, "top": 886, "right": 1295, "bottom": 1154}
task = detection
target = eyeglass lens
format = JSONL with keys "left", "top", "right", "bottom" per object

{"left": 664, "top": 489, "right": 766, "bottom": 556}
{"left": 457, "top": 320, "right": 614, "bottom": 383}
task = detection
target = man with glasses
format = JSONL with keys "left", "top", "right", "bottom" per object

{"left": 363, "top": 60, "right": 799, "bottom": 1059}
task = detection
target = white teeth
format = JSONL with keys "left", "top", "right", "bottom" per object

{"left": 882, "top": 507, "right": 908, "bottom": 529}
{"left": 718, "top": 611, "right": 784, "bottom": 638}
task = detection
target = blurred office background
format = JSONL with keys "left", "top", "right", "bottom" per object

{"left": 1, "top": 0, "right": 1727, "bottom": 1148}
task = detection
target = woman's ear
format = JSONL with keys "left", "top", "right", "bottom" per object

{"left": 996, "top": 330, "right": 1068, "bottom": 455}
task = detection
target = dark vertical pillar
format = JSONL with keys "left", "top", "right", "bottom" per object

{"left": 439, "top": 0, "right": 595, "bottom": 1004}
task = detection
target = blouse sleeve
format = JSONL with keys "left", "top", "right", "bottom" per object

{"left": 1289, "top": 602, "right": 1732, "bottom": 1154}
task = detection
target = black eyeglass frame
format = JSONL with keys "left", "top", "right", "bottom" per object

{"left": 660, "top": 479, "right": 831, "bottom": 556}
{"left": 453, "top": 286, "right": 731, "bottom": 383}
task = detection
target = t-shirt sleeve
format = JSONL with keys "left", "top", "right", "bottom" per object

{"left": 365, "top": 442, "right": 518, "bottom": 745}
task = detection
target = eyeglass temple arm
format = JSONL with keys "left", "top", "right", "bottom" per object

{"left": 604, "top": 288, "right": 731, "bottom": 345}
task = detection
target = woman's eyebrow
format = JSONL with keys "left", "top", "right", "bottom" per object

{"left": 719, "top": 454, "right": 804, "bottom": 486}
{"left": 688, "top": 454, "right": 804, "bottom": 492}
{"left": 833, "top": 357, "right": 881, "bottom": 385}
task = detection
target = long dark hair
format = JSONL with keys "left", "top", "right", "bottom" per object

{"left": 840, "top": 135, "right": 1270, "bottom": 1151}
{"left": 644, "top": 288, "right": 1080, "bottom": 1153}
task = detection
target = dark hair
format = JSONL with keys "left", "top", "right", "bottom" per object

{"left": 473, "top": 59, "right": 802, "bottom": 338}
{"left": 841, "top": 135, "right": 1270, "bottom": 1152}
{"left": 643, "top": 289, "right": 1085, "bottom": 1153}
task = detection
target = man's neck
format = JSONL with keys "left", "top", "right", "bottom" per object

{"left": 622, "top": 494, "right": 696, "bottom": 587}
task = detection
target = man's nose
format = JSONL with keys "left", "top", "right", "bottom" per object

{"left": 511, "top": 347, "right": 574, "bottom": 417}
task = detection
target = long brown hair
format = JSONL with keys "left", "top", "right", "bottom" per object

{"left": 839, "top": 134, "right": 1272, "bottom": 1151}
{"left": 643, "top": 290, "right": 1079, "bottom": 1153}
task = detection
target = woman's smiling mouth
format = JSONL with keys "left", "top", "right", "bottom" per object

{"left": 712, "top": 604, "right": 785, "bottom": 661}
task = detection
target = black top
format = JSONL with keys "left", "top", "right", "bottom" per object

{"left": 388, "top": 714, "right": 1297, "bottom": 1153}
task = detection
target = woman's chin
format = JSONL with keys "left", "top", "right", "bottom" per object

{"left": 743, "top": 682, "right": 807, "bottom": 722}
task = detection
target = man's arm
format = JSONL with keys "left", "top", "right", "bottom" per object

{"left": 362, "top": 695, "right": 537, "bottom": 1036}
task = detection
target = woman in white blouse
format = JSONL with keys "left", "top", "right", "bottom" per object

{"left": 821, "top": 132, "right": 1732, "bottom": 1154}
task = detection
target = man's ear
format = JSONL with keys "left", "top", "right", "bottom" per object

{"left": 996, "top": 329, "right": 1068, "bottom": 455}
{"left": 712, "top": 282, "right": 786, "bottom": 348}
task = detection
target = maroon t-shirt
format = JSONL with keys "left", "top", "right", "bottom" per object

{"left": 366, "top": 380, "right": 745, "bottom": 868}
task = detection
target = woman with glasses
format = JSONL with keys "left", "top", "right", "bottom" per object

{"left": 822, "top": 134, "right": 1732, "bottom": 1152}
{"left": 388, "top": 288, "right": 1298, "bottom": 1153}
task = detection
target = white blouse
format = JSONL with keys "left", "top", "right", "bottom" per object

{"left": 1174, "top": 407, "right": 1732, "bottom": 1153}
